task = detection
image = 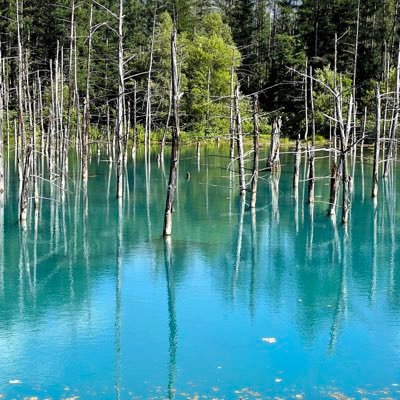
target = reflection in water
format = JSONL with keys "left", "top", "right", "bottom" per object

{"left": 0, "top": 196, "right": 3, "bottom": 297}
{"left": 270, "top": 172, "right": 280, "bottom": 223}
{"left": 232, "top": 196, "right": 245, "bottom": 300}
{"left": 329, "top": 224, "right": 349, "bottom": 353}
{"left": 1, "top": 145, "right": 400, "bottom": 399}
{"left": 164, "top": 237, "right": 177, "bottom": 400}
{"left": 114, "top": 199, "right": 122, "bottom": 400}
{"left": 370, "top": 198, "right": 378, "bottom": 303}
{"left": 249, "top": 208, "right": 257, "bottom": 318}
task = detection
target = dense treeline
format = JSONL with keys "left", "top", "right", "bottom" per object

{"left": 1, "top": 0, "right": 400, "bottom": 140}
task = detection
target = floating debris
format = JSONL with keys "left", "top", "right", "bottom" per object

{"left": 262, "top": 337, "right": 277, "bottom": 344}
{"left": 9, "top": 379, "right": 22, "bottom": 384}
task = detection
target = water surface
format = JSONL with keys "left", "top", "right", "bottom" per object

{"left": 0, "top": 144, "right": 399, "bottom": 399}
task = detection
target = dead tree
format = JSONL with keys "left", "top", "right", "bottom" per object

{"left": 308, "top": 144, "right": 315, "bottom": 204}
{"left": 327, "top": 162, "right": 339, "bottom": 216}
{"left": 293, "top": 137, "right": 301, "bottom": 189}
{"left": 335, "top": 89, "right": 353, "bottom": 224}
{"left": 308, "top": 67, "right": 316, "bottom": 204}
{"left": 383, "top": 47, "right": 400, "bottom": 178}
{"left": 16, "top": 0, "right": 25, "bottom": 180}
{"left": 234, "top": 85, "right": 246, "bottom": 196}
{"left": 82, "top": 1, "right": 93, "bottom": 182}
{"left": 250, "top": 94, "right": 259, "bottom": 208}
{"left": 372, "top": 85, "right": 381, "bottom": 198}
{"left": 20, "top": 145, "right": 32, "bottom": 222}
{"left": 229, "top": 48, "right": 235, "bottom": 160}
{"left": 116, "top": 0, "right": 125, "bottom": 198}
{"left": 266, "top": 117, "right": 281, "bottom": 171}
{"left": 163, "top": 29, "right": 180, "bottom": 237}
{"left": 145, "top": 6, "right": 157, "bottom": 149}
{"left": 0, "top": 50, "right": 4, "bottom": 195}
{"left": 132, "top": 80, "right": 138, "bottom": 155}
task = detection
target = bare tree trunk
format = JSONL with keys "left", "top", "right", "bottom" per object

{"left": 132, "top": 80, "right": 137, "bottom": 155}
{"left": 327, "top": 162, "right": 339, "bottom": 216}
{"left": 74, "top": 23, "right": 81, "bottom": 152}
{"left": 234, "top": 85, "right": 246, "bottom": 196}
{"left": 383, "top": 46, "right": 400, "bottom": 178}
{"left": 116, "top": 0, "right": 125, "bottom": 198}
{"left": 0, "top": 50, "right": 4, "bottom": 195}
{"left": 106, "top": 103, "right": 112, "bottom": 162}
{"left": 250, "top": 94, "right": 259, "bottom": 208}
{"left": 372, "top": 85, "right": 381, "bottom": 198}
{"left": 20, "top": 144, "right": 32, "bottom": 222}
{"left": 162, "top": 83, "right": 172, "bottom": 157}
{"left": 37, "top": 72, "right": 45, "bottom": 153}
{"left": 304, "top": 61, "right": 309, "bottom": 141}
{"left": 335, "top": 90, "right": 353, "bottom": 224}
{"left": 32, "top": 81, "right": 39, "bottom": 207}
{"left": 67, "top": 0, "right": 75, "bottom": 139}
{"left": 163, "top": 29, "right": 180, "bottom": 237}
{"left": 308, "top": 144, "right": 315, "bottom": 204}
{"left": 145, "top": 8, "right": 157, "bottom": 150}
{"left": 308, "top": 66, "right": 315, "bottom": 204}
{"left": 64, "top": 0, "right": 76, "bottom": 190}
{"left": 82, "top": 1, "right": 93, "bottom": 182}
{"left": 352, "top": 0, "right": 360, "bottom": 149}
{"left": 266, "top": 117, "right": 281, "bottom": 171}
{"left": 229, "top": 48, "right": 235, "bottom": 160}
{"left": 49, "top": 59, "right": 56, "bottom": 181}
{"left": 293, "top": 137, "right": 301, "bottom": 189}
{"left": 16, "top": 0, "right": 25, "bottom": 180}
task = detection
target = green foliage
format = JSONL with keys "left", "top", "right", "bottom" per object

{"left": 180, "top": 13, "right": 240, "bottom": 137}
{"left": 313, "top": 66, "right": 352, "bottom": 130}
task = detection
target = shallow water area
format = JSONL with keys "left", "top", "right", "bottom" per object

{"left": 0, "top": 144, "right": 400, "bottom": 400}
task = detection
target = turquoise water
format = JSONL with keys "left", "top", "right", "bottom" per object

{"left": 1, "top": 144, "right": 400, "bottom": 400}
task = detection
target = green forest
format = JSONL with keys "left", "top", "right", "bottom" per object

{"left": 1, "top": 0, "right": 399, "bottom": 141}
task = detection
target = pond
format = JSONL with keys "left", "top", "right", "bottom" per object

{"left": 0, "top": 144, "right": 399, "bottom": 399}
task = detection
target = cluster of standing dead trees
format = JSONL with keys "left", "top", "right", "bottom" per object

{"left": 0, "top": 0, "right": 171, "bottom": 231}
{"left": 1, "top": 1, "right": 400, "bottom": 238}
{"left": 228, "top": 45, "right": 400, "bottom": 228}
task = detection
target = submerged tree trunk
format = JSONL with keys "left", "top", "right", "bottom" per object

{"left": 163, "top": 29, "right": 180, "bottom": 237}
{"left": 308, "top": 143, "right": 315, "bottom": 204}
{"left": 266, "top": 117, "right": 281, "bottom": 171}
{"left": 250, "top": 94, "right": 259, "bottom": 208}
{"left": 20, "top": 144, "right": 32, "bottom": 222}
{"left": 327, "top": 163, "right": 339, "bottom": 216}
{"left": 293, "top": 137, "right": 301, "bottom": 189}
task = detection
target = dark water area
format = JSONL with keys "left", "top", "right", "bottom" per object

{"left": 0, "top": 144, "right": 400, "bottom": 399}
